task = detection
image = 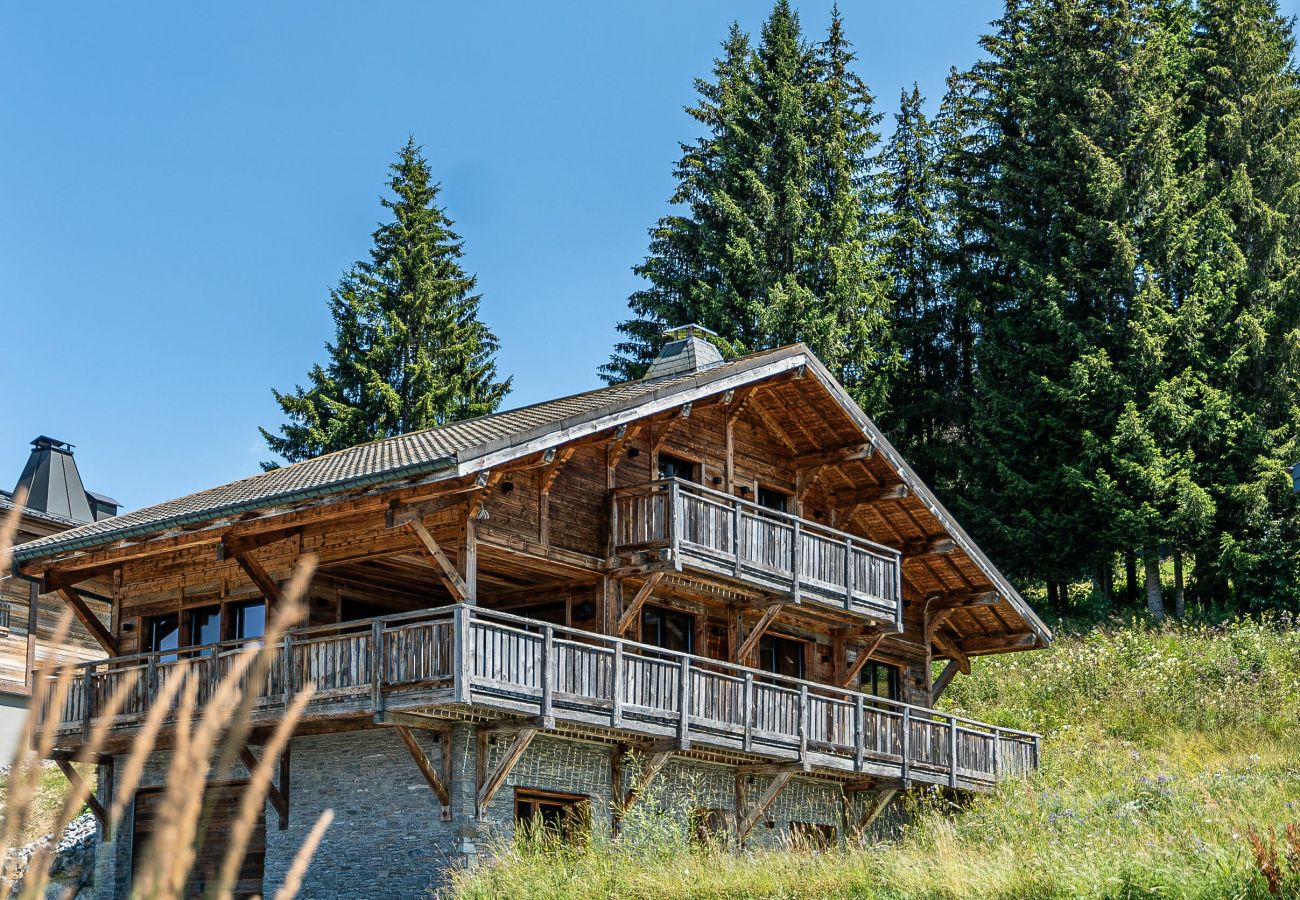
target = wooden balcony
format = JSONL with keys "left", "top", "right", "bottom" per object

{"left": 613, "top": 479, "right": 903, "bottom": 626}
{"left": 37, "top": 605, "right": 1036, "bottom": 792}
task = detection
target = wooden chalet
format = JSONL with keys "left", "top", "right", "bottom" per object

{"left": 13, "top": 331, "right": 1050, "bottom": 897}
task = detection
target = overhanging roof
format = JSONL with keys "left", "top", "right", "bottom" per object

{"left": 11, "top": 343, "right": 1051, "bottom": 646}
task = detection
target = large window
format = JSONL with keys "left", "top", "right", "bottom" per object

{"left": 145, "top": 613, "right": 180, "bottom": 662}
{"left": 515, "top": 789, "right": 590, "bottom": 845}
{"left": 230, "top": 601, "right": 266, "bottom": 643}
{"left": 185, "top": 605, "right": 222, "bottom": 655}
{"left": 860, "top": 661, "right": 900, "bottom": 701}
{"left": 640, "top": 605, "right": 694, "bottom": 654}
{"left": 758, "top": 634, "right": 805, "bottom": 679}
{"left": 657, "top": 453, "right": 697, "bottom": 483}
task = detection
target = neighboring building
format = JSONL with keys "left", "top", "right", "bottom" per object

{"left": 0, "top": 436, "right": 118, "bottom": 760}
{"left": 15, "top": 334, "right": 1050, "bottom": 899}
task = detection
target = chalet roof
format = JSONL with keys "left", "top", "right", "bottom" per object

{"left": 0, "top": 491, "right": 84, "bottom": 530}
{"left": 11, "top": 343, "right": 1050, "bottom": 647}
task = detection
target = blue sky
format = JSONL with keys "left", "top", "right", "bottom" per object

{"left": 3, "top": 1, "right": 1298, "bottom": 510}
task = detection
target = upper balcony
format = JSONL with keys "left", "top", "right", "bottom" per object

{"left": 36, "top": 604, "right": 1036, "bottom": 792}
{"left": 612, "top": 478, "right": 903, "bottom": 627}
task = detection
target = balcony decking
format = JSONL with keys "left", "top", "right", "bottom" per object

{"left": 39, "top": 605, "right": 1036, "bottom": 792}
{"left": 612, "top": 479, "right": 903, "bottom": 627}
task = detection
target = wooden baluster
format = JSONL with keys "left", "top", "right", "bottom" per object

{"left": 853, "top": 694, "right": 864, "bottom": 772}
{"left": 81, "top": 668, "right": 94, "bottom": 742}
{"left": 611, "top": 642, "right": 623, "bottom": 727}
{"left": 731, "top": 497, "right": 741, "bottom": 576}
{"left": 790, "top": 520, "right": 802, "bottom": 603}
{"left": 147, "top": 655, "right": 158, "bottom": 710}
{"left": 678, "top": 656, "right": 691, "bottom": 745}
{"left": 797, "top": 685, "right": 809, "bottom": 763}
{"left": 541, "top": 626, "right": 555, "bottom": 721}
{"left": 742, "top": 672, "right": 753, "bottom": 752}
{"left": 669, "top": 481, "right": 682, "bottom": 566}
{"left": 900, "top": 706, "right": 911, "bottom": 787}
{"left": 281, "top": 635, "right": 293, "bottom": 705}
{"left": 992, "top": 729, "right": 1001, "bottom": 779}
{"left": 949, "top": 717, "right": 959, "bottom": 789}
{"left": 844, "top": 538, "right": 854, "bottom": 610}
{"left": 453, "top": 606, "right": 471, "bottom": 704}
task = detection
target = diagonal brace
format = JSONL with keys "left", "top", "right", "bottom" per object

{"left": 394, "top": 724, "right": 451, "bottom": 821}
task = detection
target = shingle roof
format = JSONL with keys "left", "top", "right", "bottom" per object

{"left": 0, "top": 493, "right": 83, "bottom": 530}
{"left": 13, "top": 348, "right": 805, "bottom": 563}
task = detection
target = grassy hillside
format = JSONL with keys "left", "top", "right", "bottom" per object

{"left": 451, "top": 615, "right": 1300, "bottom": 899}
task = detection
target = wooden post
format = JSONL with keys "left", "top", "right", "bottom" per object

{"left": 371, "top": 620, "right": 385, "bottom": 714}
{"left": 844, "top": 537, "right": 854, "bottom": 610}
{"left": 540, "top": 626, "right": 555, "bottom": 722}
{"left": 992, "top": 730, "right": 1001, "bottom": 779}
{"left": 453, "top": 605, "right": 471, "bottom": 704}
{"left": 742, "top": 672, "right": 753, "bottom": 752}
{"left": 611, "top": 641, "right": 624, "bottom": 727}
{"left": 731, "top": 497, "right": 741, "bottom": 577}
{"left": 280, "top": 634, "right": 293, "bottom": 704}
{"left": 900, "top": 706, "right": 911, "bottom": 786}
{"left": 949, "top": 717, "right": 959, "bottom": 789}
{"left": 790, "top": 520, "right": 802, "bottom": 603}
{"left": 464, "top": 510, "right": 479, "bottom": 605}
{"left": 669, "top": 480, "right": 682, "bottom": 567}
{"left": 853, "top": 694, "right": 864, "bottom": 773}
{"left": 81, "top": 668, "right": 94, "bottom": 742}
{"left": 797, "top": 684, "right": 809, "bottom": 764}
{"left": 677, "top": 656, "right": 691, "bottom": 746}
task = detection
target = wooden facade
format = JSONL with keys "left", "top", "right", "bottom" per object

{"left": 16, "top": 341, "right": 1048, "bottom": 880}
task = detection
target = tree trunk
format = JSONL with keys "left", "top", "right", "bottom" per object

{"left": 1124, "top": 551, "right": 1138, "bottom": 603}
{"left": 1144, "top": 547, "right": 1165, "bottom": 623}
{"left": 1173, "top": 551, "right": 1185, "bottom": 618}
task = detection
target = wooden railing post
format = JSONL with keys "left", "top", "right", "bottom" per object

{"left": 147, "top": 654, "right": 158, "bottom": 707}
{"left": 790, "top": 519, "right": 802, "bottom": 603}
{"left": 853, "top": 694, "right": 865, "bottom": 772}
{"left": 370, "top": 621, "right": 385, "bottom": 714}
{"left": 731, "top": 498, "right": 741, "bottom": 576}
{"left": 281, "top": 634, "right": 293, "bottom": 705}
{"left": 844, "top": 537, "right": 854, "bottom": 610}
{"left": 677, "top": 656, "right": 691, "bottom": 745}
{"left": 81, "top": 667, "right": 94, "bottom": 742}
{"left": 992, "top": 729, "right": 1001, "bottom": 779}
{"left": 742, "top": 672, "right": 753, "bottom": 751}
{"left": 611, "top": 642, "right": 624, "bottom": 727}
{"left": 797, "top": 684, "right": 809, "bottom": 763}
{"left": 900, "top": 706, "right": 911, "bottom": 786}
{"left": 949, "top": 717, "right": 959, "bottom": 789}
{"left": 453, "top": 605, "right": 471, "bottom": 704}
{"left": 541, "top": 626, "right": 555, "bottom": 721}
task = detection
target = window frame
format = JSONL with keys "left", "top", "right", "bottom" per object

{"left": 639, "top": 604, "right": 696, "bottom": 654}
{"left": 656, "top": 452, "right": 699, "bottom": 483}
{"left": 755, "top": 484, "right": 791, "bottom": 513}
{"left": 757, "top": 633, "right": 807, "bottom": 680}
{"left": 513, "top": 788, "right": 592, "bottom": 845}
{"left": 859, "top": 660, "right": 900, "bottom": 701}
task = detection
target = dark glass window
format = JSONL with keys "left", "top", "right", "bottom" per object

{"left": 860, "top": 661, "right": 900, "bottom": 700}
{"left": 640, "top": 605, "right": 694, "bottom": 654}
{"left": 756, "top": 486, "right": 790, "bottom": 513}
{"left": 515, "top": 790, "right": 590, "bottom": 844}
{"left": 231, "top": 601, "right": 266, "bottom": 642}
{"left": 146, "top": 613, "right": 180, "bottom": 662}
{"left": 657, "top": 453, "right": 697, "bottom": 482}
{"left": 758, "top": 634, "right": 805, "bottom": 679}
{"left": 186, "top": 606, "right": 222, "bottom": 654}
{"left": 789, "top": 821, "right": 836, "bottom": 850}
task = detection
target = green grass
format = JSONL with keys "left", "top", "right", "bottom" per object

{"left": 450, "top": 614, "right": 1300, "bottom": 899}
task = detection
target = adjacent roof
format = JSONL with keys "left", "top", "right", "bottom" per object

{"left": 0, "top": 492, "right": 84, "bottom": 530}
{"left": 10, "top": 343, "right": 1051, "bottom": 646}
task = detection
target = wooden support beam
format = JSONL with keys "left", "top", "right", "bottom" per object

{"left": 962, "top": 632, "right": 1037, "bottom": 654}
{"left": 736, "top": 771, "right": 794, "bottom": 843}
{"left": 477, "top": 727, "right": 539, "bottom": 815}
{"left": 851, "top": 788, "right": 898, "bottom": 840}
{"left": 795, "top": 442, "right": 874, "bottom": 469}
{"left": 926, "top": 591, "right": 999, "bottom": 612}
{"left": 616, "top": 571, "right": 665, "bottom": 636}
{"left": 898, "top": 537, "right": 958, "bottom": 557}
{"left": 239, "top": 744, "right": 289, "bottom": 829}
{"left": 232, "top": 550, "right": 284, "bottom": 607}
{"left": 405, "top": 520, "right": 470, "bottom": 602}
{"left": 925, "top": 608, "right": 955, "bottom": 643}
{"left": 841, "top": 630, "right": 886, "bottom": 687}
{"left": 55, "top": 757, "right": 110, "bottom": 840}
{"left": 830, "top": 483, "right": 909, "bottom": 509}
{"left": 746, "top": 401, "right": 798, "bottom": 453}
{"left": 219, "top": 527, "right": 302, "bottom": 559}
{"left": 620, "top": 749, "right": 673, "bottom": 814}
{"left": 734, "top": 602, "right": 785, "bottom": 665}
{"left": 386, "top": 493, "right": 470, "bottom": 529}
{"left": 55, "top": 587, "right": 117, "bottom": 656}
{"left": 541, "top": 447, "right": 576, "bottom": 494}
{"left": 930, "top": 629, "right": 970, "bottom": 675}
{"left": 393, "top": 724, "right": 452, "bottom": 821}
{"left": 930, "top": 659, "right": 960, "bottom": 705}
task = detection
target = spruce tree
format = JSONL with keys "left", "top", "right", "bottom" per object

{"left": 261, "top": 139, "right": 510, "bottom": 466}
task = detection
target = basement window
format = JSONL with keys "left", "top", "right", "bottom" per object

{"left": 860, "top": 661, "right": 900, "bottom": 701}
{"left": 789, "top": 820, "right": 836, "bottom": 851}
{"left": 514, "top": 789, "right": 591, "bottom": 845}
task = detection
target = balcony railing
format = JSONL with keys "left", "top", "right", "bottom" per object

{"left": 613, "top": 478, "right": 903, "bottom": 626}
{"left": 36, "top": 605, "right": 1036, "bottom": 790}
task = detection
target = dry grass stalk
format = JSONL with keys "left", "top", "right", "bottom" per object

{"left": 0, "top": 510, "right": 333, "bottom": 900}
{"left": 1247, "top": 827, "right": 1282, "bottom": 896}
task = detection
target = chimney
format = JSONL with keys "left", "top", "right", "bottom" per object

{"left": 13, "top": 436, "right": 118, "bottom": 524}
{"left": 642, "top": 323, "right": 725, "bottom": 380}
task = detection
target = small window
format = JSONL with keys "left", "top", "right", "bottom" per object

{"left": 657, "top": 453, "right": 697, "bottom": 483}
{"left": 640, "top": 605, "right": 694, "bottom": 654}
{"left": 515, "top": 790, "right": 590, "bottom": 845}
{"left": 689, "top": 807, "right": 731, "bottom": 846}
{"left": 0, "top": 604, "right": 11, "bottom": 634}
{"left": 230, "top": 601, "right": 266, "bottom": 643}
{"left": 860, "top": 661, "right": 900, "bottom": 701}
{"left": 145, "top": 613, "right": 180, "bottom": 662}
{"left": 758, "top": 634, "right": 805, "bottom": 679}
{"left": 185, "top": 605, "right": 222, "bottom": 654}
{"left": 789, "top": 821, "right": 836, "bottom": 850}
{"left": 756, "top": 486, "right": 790, "bottom": 513}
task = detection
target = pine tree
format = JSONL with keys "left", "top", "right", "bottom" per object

{"left": 604, "top": 2, "right": 891, "bottom": 409}
{"left": 261, "top": 139, "right": 510, "bottom": 466}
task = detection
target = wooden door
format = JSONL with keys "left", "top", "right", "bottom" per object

{"left": 132, "top": 781, "right": 265, "bottom": 898}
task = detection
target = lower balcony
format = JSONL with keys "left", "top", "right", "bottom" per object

{"left": 38, "top": 605, "right": 1037, "bottom": 792}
